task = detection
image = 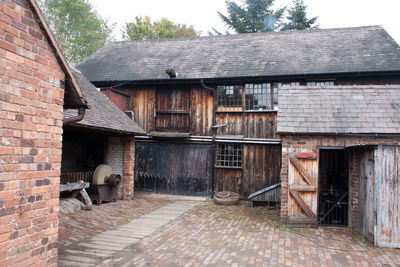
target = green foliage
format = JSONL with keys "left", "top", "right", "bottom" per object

{"left": 282, "top": 0, "right": 319, "bottom": 31}
{"left": 39, "top": 0, "right": 114, "bottom": 65}
{"left": 217, "top": 0, "right": 286, "bottom": 33}
{"left": 122, "top": 16, "right": 199, "bottom": 40}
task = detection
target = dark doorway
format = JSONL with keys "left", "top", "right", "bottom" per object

{"left": 318, "top": 149, "right": 349, "bottom": 226}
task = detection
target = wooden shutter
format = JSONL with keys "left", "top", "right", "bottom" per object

{"left": 288, "top": 150, "right": 318, "bottom": 226}
{"left": 155, "top": 87, "right": 190, "bottom": 132}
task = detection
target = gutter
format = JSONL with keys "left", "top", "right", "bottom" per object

{"left": 63, "top": 107, "right": 85, "bottom": 125}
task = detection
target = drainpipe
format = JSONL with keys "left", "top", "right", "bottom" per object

{"left": 63, "top": 107, "right": 85, "bottom": 125}
{"left": 201, "top": 79, "right": 217, "bottom": 196}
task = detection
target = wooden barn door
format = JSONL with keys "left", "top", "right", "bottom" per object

{"left": 288, "top": 150, "right": 318, "bottom": 226}
{"left": 376, "top": 146, "right": 400, "bottom": 248}
{"left": 155, "top": 87, "right": 190, "bottom": 132}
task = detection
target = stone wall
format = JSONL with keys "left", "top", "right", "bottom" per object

{"left": 280, "top": 135, "right": 400, "bottom": 226}
{"left": 0, "top": 0, "right": 66, "bottom": 265}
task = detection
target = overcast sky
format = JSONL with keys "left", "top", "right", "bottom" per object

{"left": 88, "top": 0, "right": 400, "bottom": 44}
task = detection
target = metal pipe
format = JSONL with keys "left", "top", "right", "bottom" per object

{"left": 63, "top": 107, "right": 85, "bottom": 125}
{"left": 201, "top": 79, "right": 217, "bottom": 195}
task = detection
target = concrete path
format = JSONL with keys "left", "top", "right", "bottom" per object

{"left": 58, "top": 200, "right": 199, "bottom": 267}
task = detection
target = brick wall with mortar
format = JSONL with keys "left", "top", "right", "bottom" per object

{"left": 280, "top": 135, "right": 400, "bottom": 226}
{"left": 0, "top": 0, "right": 66, "bottom": 265}
{"left": 123, "top": 137, "right": 135, "bottom": 199}
{"left": 104, "top": 137, "right": 124, "bottom": 198}
{"left": 104, "top": 137, "right": 135, "bottom": 200}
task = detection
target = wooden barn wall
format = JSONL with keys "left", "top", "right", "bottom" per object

{"left": 242, "top": 144, "right": 281, "bottom": 197}
{"left": 155, "top": 87, "right": 191, "bottom": 132}
{"left": 376, "top": 145, "right": 400, "bottom": 248}
{"left": 216, "top": 144, "right": 281, "bottom": 198}
{"left": 122, "top": 87, "right": 156, "bottom": 133}
{"left": 135, "top": 141, "right": 212, "bottom": 196}
{"left": 118, "top": 86, "right": 277, "bottom": 138}
{"left": 215, "top": 112, "right": 277, "bottom": 138}
{"left": 190, "top": 87, "right": 214, "bottom": 136}
{"left": 357, "top": 149, "right": 375, "bottom": 243}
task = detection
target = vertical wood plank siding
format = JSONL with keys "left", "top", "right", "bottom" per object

{"left": 124, "top": 87, "right": 156, "bottom": 132}
{"left": 155, "top": 87, "right": 190, "bottom": 132}
{"left": 135, "top": 142, "right": 212, "bottom": 196}
{"left": 216, "top": 144, "right": 281, "bottom": 198}
{"left": 358, "top": 149, "right": 375, "bottom": 242}
{"left": 123, "top": 86, "right": 277, "bottom": 138}
{"left": 376, "top": 146, "right": 400, "bottom": 248}
{"left": 216, "top": 112, "right": 277, "bottom": 138}
{"left": 122, "top": 86, "right": 281, "bottom": 198}
{"left": 190, "top": 88, "right": 214, "bottom": 136}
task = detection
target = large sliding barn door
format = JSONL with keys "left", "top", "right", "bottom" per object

{"left": 288, "top": 150, "right": 318, "bottom": 226}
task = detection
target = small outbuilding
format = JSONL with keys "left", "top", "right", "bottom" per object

{"left": 63, "top": 71, "right": 146, "bottom": 200}
{"left": 278, "top": 85, "right": 400, "bottom": 248}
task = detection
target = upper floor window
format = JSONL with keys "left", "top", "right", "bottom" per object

{"left": 217, "top": 85, "right": 242, "bottom": 108}
{"left": 307, "top": 81, "right": 335, "bottom": 87}
{"left": 245, "top": 83, "right": 270, "bottom": 110}
{"left": 217, "top": 83, "right": 278, "bottom": 111}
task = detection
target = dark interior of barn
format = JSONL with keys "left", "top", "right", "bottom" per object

{"left": 318, "top": 149, "right": 349, "bottom": 226}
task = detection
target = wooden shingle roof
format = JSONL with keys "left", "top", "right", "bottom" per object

{"left": 277, "top": 85, "right": 400, "bottom": 135}
{"left": 77, "top": 26, "right": 400, "bottom": 83}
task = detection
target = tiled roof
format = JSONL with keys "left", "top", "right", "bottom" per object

{"left": 277, "top": 85, "right": 400, "bottom": 135}
{"left": 64, "top": 71, "right": 146, "bottom": 135}
{"left": 77, "top": 26, "right": 400, "bottom": 82}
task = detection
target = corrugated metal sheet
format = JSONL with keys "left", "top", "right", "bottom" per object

{"left": 248, "top": 183, "right": 281, "bottom": 203}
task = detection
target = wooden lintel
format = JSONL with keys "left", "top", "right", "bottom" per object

{"left": 290, "top": 157, "right": 315, "bottom": 186}
{"left": 290, "top": 189, "right": 316, "bottom": 219}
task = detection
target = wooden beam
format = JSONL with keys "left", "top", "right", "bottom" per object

{"left": 60, "top": 181, "right": 90, "bottom": 192}
{"left": 290, "top": 157, "right": 315, "bottom": 185}
{"left": 289, "top": 185, "right": 317, "bottom": 192}
{"left": 290, "top": 189, "right": 316, "bottom": 219}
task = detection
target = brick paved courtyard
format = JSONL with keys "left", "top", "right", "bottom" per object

{"left": 59, "top": 193, "right": 400, "bottom": 266}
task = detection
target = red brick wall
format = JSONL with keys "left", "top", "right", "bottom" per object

{"left": 280, "top": 135, "right": 400, "bottom": 225}
{"left": 123, "top": 137, "right": 135, "bottom": 199}
{"left": 0, "top": 0, "right": 66, "bottom": 265}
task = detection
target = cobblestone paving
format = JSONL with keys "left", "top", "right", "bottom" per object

{"left": 102, "top": 201, "right": 400, "bottom": 267}
{"left": 59, "top": 194, "right": 400, "bottom": 267}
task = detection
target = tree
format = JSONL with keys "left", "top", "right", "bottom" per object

{"left": 282, "top": 0, "right": 318, "bottom": 31}
{"left": 122, "top": 16, "right": 199, "bottom": 40}
{"left": 217, "top": 0, "right": 286, "bottom": 33}
{"left": 39, "top": 0, "right": 114, "bottom": 65}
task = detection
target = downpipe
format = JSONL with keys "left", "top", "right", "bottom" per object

{"left": 201, "top": 79, "right": 217, "bottom": 196}
{"left": 63, "top": 107, "right": 85, "bottom": 125}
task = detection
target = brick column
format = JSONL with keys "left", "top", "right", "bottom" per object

{"left": 280, "top": 141, "right": 289, "bottom": 224}
{"left": 122, "top": 137, "right": 135, "bottom": 199}
{"left": 348, "top": 150, "right": 359, "bottom": 228}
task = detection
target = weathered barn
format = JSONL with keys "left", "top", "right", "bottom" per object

{"left": 63, "top": 71, "right": 146, "bottom": 200}
{"left": 278, "top": 85, "right": 400, "bottom": 248}
{"left": 77, "top": 26, "right": 400, "bottom": 200}
{"left": 0, "top": 0, "right": 87, "bottom": 265}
